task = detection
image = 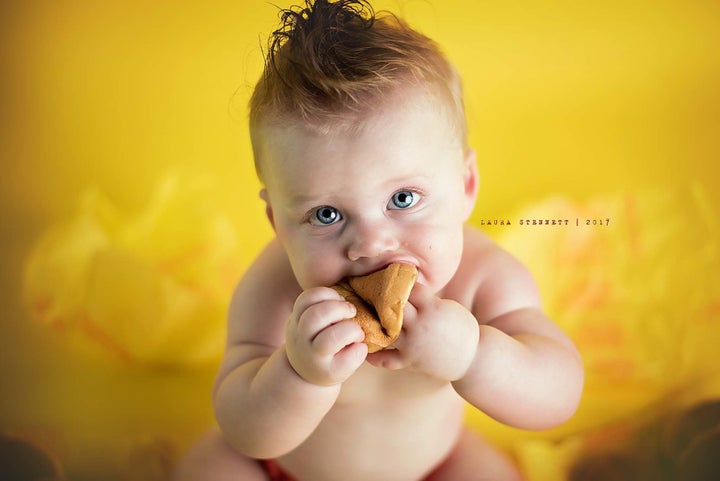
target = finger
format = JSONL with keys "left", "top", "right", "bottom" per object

{"left": 312, "top": 320, "right": 365, "bottom": 356}
{"left": 297, "top": 300, "right": 357, "bottom": 340}
{"left": 407, "top": 281, "right": 436, "bottom": 307}
{"left": 402, "top": 299, "right": 418, "bottom": 327}
{"left": 366, "top": 348, "right": 407, "bottom": 371}
{"left": 292, "top": 287, "right": 347, "bottom": 320}
{"left": 331, "top": 342, "right": 368, "bottom": 380}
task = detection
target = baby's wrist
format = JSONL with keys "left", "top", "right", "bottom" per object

{"left": 446, "top": 315, "right": 480, "bottom": 382}
{"left": 282, "top": 343, "right": 353, "bottom": 389}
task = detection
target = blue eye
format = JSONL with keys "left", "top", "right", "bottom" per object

{"left": 310, "top": 206, "right": 342, "bottom": 225}
{"left": 389, "top": 190, "right": 419, "bottom": 210}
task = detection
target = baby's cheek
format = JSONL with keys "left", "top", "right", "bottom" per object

{"left": 298, "top": 257, "right": 344, "bottom": 288}
{"left": 425, "top": 237, "right": 464, "bottom": 288}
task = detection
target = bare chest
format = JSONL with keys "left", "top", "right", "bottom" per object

{"left": 278, "top": 365, "right": 465, "bottom": 481}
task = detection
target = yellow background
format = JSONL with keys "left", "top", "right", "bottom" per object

{"left": 1, "top": 1, "right": 719, "bottom": 478}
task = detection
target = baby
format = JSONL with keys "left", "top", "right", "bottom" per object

{"left": 175, "top": 1, "right": 583, "bottom": 480}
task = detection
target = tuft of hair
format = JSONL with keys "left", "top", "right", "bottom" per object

{"left": 249, "top": 0, "right": 466, "bottom": 176}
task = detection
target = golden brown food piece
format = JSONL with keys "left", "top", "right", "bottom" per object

{"left": 331, "top": 264, "right": 418, "bottom": 353}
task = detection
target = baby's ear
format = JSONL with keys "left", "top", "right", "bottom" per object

{"left": 462, "top": 149, "right": 479, "bottom": 218}
{"left": 259, "top": 188, "right": 276, "bottom": 231}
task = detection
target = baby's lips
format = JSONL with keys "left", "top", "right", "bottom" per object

{"left": 360, "top": 259, "right": 418, "bottom": 278}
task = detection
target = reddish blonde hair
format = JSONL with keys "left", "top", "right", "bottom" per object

{"left": 250, "top": 0, "right": 466, "bottom": 178}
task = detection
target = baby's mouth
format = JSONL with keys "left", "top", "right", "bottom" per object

{"left": 340, "top": 259, "right": 419, "bottom": 285}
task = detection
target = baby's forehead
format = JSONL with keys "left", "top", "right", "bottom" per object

{"left": 269, "top": 88, "right": 457, "bottom": 143}
{"left": 253, "top": 87, "right": 465, "bottom": 184}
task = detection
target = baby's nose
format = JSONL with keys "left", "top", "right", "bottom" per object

{"left": 346, "top": 220, "right": 400, "bottom": 261}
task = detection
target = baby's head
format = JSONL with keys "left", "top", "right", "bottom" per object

{"left": 250, "top": 0, "right": 477, "bottom": 291}
{"left": 250, "top": 0, "right": 468, "bottom": 180}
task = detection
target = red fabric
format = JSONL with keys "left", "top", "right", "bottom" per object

{"left": 259, "top": 459, "right": 299, "bottom": 481}
{"left": 259, "top": 457, "right": 447, "bottom": 480}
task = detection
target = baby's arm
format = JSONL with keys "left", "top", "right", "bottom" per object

{"left": 452, "top": 239, "right": 584, "bottom": 430}
{"left": 368, "top": 230, "right": 583, "bottom": 430}
{"left": 212, "top": 240, "right": 366, "bottom": 459}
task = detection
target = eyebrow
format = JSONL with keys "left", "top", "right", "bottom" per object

{"left": 285, "top": 191, "right": 337, "bottom": 208}
{"left": 286, "top": 174, "right": 433, "bottom": 207}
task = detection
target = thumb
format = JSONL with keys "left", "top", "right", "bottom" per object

{"left": 366, "top": 348, "right": 406, "bottom": 371}
{"left": 407, "top": 281, "right": 436, "bottom": 309}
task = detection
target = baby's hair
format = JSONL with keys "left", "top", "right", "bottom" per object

{"left": 250, "top": 0, "right": 466, "bottom": 177}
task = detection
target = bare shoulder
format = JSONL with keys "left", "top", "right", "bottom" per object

{"left": 453, "top": 225, "right": 543, "bottom": 324}
{"left": 459, "top": 226, "right": 580, "bottom": 358}
{"left": 227, "top": 238, "right": 301, "bottom": 347}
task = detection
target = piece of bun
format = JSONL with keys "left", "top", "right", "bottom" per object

{"left": 331, "top": 263, "right": 418, "bottom": 352}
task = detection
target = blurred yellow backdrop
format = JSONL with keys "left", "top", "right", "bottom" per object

{"left": 1, "top": 1, "right": 719, "bottom": 479}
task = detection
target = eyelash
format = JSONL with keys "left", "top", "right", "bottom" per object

{"left": 309, "top": 206, "right": 341, "bottom": 226}
{"left": 306, "top": 188, "right": 424, "bottom": 226}
{"left": 389, "top": 190, "right": 421, "bottom": 210}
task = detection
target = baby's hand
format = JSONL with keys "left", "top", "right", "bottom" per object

{"left": 285, "top": 287, "right": 368, "bottom": 386}
{"left": 367, "top": 283, "right": 479, "bottom": 381}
